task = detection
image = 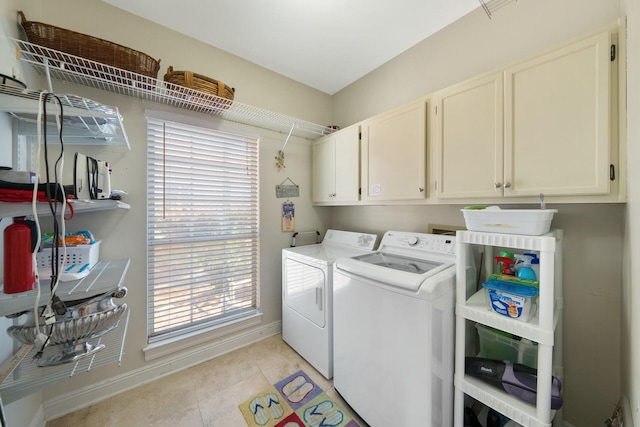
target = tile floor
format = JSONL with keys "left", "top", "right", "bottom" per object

{"left": 45, "top": 333, "right": 368, "bottom": 427}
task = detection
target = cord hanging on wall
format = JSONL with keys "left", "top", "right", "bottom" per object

{"left": 478, "top": 0, "right": 517, "bottom": 18}
{"left": 275, "top": 123, "right": 296, "bottom": 170}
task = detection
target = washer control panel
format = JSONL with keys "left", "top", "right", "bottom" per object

{"left": 379, "top": 231, "right": 456, "bottom": 256}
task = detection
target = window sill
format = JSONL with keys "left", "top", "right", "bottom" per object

{"left": 142, "top": 311, "right": 263, "bottom": 361}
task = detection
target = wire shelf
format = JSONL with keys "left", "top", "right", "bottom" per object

{"left": 12, "top": 38, "right": 333, "bottom": 140}
{"left": 478, "top": 0, "right": 517, "bottom": 18}
{"left": 0, "top": 259, "right": 131, "bottom": 318}
{"left": 0, "top": 306, "right": 130, "bottom": 404}
{"left": 0, "top": 82, "right": 130, "bottom": 148}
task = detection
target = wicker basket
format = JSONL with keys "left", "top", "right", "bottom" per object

{"left": 18, "top": 11, "right": 160, "bottom": 82}
{"left": 164, "top": 66, "right": 235, "bottom": 109}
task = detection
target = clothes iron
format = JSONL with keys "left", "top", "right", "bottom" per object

{"left": 465, "top": 357, "right": 563, "bottom": 409}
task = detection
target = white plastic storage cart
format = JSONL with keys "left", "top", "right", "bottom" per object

{"left": 453, "top": 230, "right": 563, "bottom": 427}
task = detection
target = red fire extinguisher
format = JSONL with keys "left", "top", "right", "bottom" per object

{"left": 3, "top": 218, "right": 37, "bottom": 294}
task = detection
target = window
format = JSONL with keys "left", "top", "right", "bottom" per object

{"left": 146, "top": 113, "right": 260, "bottom": 343}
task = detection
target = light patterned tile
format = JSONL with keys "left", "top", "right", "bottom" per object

{"left": 198, "top": 371, "right": 271, "bottom": 426}
{"left": 45, "top": 400, "right": 112, "bottom": 427}
{"left": 107, "top": 372, "right": 200, "bottom": 426}
{"left": 245, "top": 334, "right": 301, "bottom": 373}
{"left": 192, "top": 348, "right": 261, "bottom": 400}
{"left": 44, "top": 333, "right": 327, "bottom": 427}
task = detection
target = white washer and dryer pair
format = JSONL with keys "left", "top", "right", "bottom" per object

{"left": 281, "top": 229, "right": 377, "bottom": 379}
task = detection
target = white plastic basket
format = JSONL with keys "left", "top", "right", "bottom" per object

{"left": 36, "top": 241, "right": 101, "bottom": 269}
{"left": 461, "top": 208, "right": 557, "bottom": 235}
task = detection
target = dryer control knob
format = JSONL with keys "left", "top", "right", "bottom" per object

{"left": 408, "top": 236, "right": 419, "bottom": 246}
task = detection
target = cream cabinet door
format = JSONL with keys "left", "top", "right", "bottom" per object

{"left": 312, "top": 125, "right": 360, "bottom": 204}
{"left": 504, "top": 30, "right": 611, "bottom": 197}
{"left": 361, "top": 101, "right": 427, "bottom": 201}
{"left": 333, "top": 125, "right": 360, "bottom": 203}
{"left": 433, "top": 72, "right": 504, "bottom": 199}
{"left": 312, "top": 135, "right": 334, "bottom": 203}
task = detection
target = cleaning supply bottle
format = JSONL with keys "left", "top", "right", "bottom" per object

{"left": 497, "top": 251, "right": 515, "bottom": 275}
{"left": 514, "top": 254, "right": 537, "bottom": 281}
{"left": 494, "top": 256, "right": 516, "bottom": 275}
{"left": 523, "top": 252, "right": 540, "bottom": 279}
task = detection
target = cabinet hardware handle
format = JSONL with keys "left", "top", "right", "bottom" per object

{"left": 494, "top": 182, "right": 502, "bottom": 188}
{"left": 503, "top": 182, "right": 511, "bottom": 188}
{"left": 419, "top": 188, "right": 424, "bottom": 192}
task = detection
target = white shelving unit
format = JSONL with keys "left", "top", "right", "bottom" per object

{"left": 454, "top": 230, "right": 563, "bottom": 427}
{"left": 0, "top": 82, "right": 130, "bottom": 148}
{"left": 0, "top": 199, "right": 129, "bottom": 220}
{"left": 0, "top": 259, "right": 131, "bottom": 403}
{"left": 0, "top": 258, "right": 130, "bottom": 317}
{"left": 11, "top": 38, "right": 333, "bottom": 141}
{"left": 0, "top": 39, "right": 136, "bottom": 407}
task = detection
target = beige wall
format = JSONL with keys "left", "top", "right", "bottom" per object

{"left": 0, "top": 0, "right": 332, "bottom": 423}
{"left": 0, "top": 0, "right": 634, "bottom": 426}
{"left": 330, "top": 1, "right": 625, "bottom": 426}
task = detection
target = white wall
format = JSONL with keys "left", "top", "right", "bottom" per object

{"left": 330, "top": 2, "right": 624, "bottom": 426}
{"left": 621, "top": 0, "right": 639, "bottom": 425}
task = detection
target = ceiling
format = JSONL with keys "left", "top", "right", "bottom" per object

{"left": 102, "top": 0, "right": 482, "bottom": 95}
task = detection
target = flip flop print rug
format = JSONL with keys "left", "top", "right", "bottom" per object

{"left": 239, "top": 370, "right": 360, "bottom": 427}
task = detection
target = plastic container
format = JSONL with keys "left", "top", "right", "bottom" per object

{"left": 36, "top": 241, "right": 101, "bottom": 270}
{"left": 461, "top": 207, "right": 557, "bottom": 235}
{"left": 482, "top": 279, "right": 538, "bottom": 322}
{"left": 476, "top": 323, "right": 538, "bottom": 369}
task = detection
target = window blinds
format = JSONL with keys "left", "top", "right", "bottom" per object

{"left": 146, "top": 116, "right": 260, "bottom": 341}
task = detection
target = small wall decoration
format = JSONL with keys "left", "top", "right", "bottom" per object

{"left": 276, "top": 177, "right": 300, "bottom": 198}
{"left": 282, "top": 202, "right": 295, "bottom": 232}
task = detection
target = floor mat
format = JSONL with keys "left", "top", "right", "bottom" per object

{"left": 239, "top": 370, "right": 360, "bottom": 427}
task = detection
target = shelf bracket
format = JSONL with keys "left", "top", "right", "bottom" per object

{"left": 276, "top": 123, "right": 296, "bottom": 170}
{"left": 43, "top": 58, "right": 53, "bottom": 93}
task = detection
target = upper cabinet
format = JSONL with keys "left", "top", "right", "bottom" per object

{"left": 433, "top": 29, "right": 621, "bottom": 202}
{"left": 504, "top": 30, "right": 612, "bottom": 197}
{"left": 361, "top": 100, "right": 427, "bottom": 202}
{"left": 312, "top": 124, "right": 360, "bottom": 205}
{"left": 433, "top": 72, "right": 504, "bottom": 199}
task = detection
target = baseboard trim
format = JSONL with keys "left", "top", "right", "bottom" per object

{"left": 42, "top": 320, "right": 282, "bottom": 421}
{"left": 623, "top": 394, "right": 634, "bottom": 427}
{"left": 28, "top": 405, "right": 44, "bottom": 427}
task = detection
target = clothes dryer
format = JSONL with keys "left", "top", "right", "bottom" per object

{"left": 282, "top": 229, "right": 377, "bottom": 379}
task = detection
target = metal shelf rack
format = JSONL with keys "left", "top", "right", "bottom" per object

{"left": 0, "top": 199, "right": 130, "bottom": 221}
{"left": 0, "top": 259, "right": 130, "bottom": 404}
{"left": 12, "top": 38, "right": 334, "bottom": 140}
{"left": 0, "top": 82, "right": 130, "bottom": 148}
{"left": 0, "top": 306, "right": 129, "bottom": 404}
{"left": 0, "top": 259, "right": 130, "bottom": 318}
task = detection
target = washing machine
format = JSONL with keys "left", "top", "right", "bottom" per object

{"left": 282, "top": 229, "right": 377, "bottom": 379}
{"left": 333, "top": 230, "right": 461, "bottom": 427}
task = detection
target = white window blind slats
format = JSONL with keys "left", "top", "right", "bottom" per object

{"left": 146, "top": 115, "right": 260, "bottom": 340}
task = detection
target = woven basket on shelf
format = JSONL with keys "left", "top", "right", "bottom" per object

{"left": 164, "top": 66, "right": 235, "bottom": 109}
{"left": 18, "top": 11, "right": 160, "bottom": 82}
